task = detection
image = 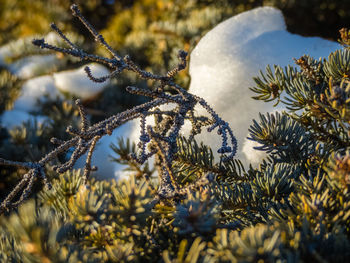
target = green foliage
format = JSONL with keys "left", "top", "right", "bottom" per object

{"left": 248, "top": 112, "right": 316, "bottom": 164}
{"left": 0, "top": 67, "right": 22, "bottom": 114}
{"left": 1, "top": 2, "right": 350, "bottom": 263}
{"left": 0, "top": 0, "right": 117, "bottom": 45}
{"left": 110, "top": 138, "right": 154, "bottom": 179}
{"left": 0, "top": 100, "right": 80, "bottom": 200}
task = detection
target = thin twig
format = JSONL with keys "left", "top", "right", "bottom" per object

{"left": 0, "top": 4, "right": 237, "bottom": 213}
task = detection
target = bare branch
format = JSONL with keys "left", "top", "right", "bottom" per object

{"left": 1, "top": 4, "right": 238, "bottom": 213}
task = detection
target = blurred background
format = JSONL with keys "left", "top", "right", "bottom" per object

{"left": 0, "top": 0, "right": 349, "bottom": 198}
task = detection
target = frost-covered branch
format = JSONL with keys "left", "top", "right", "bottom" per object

{"left": 0, "top": 4, "right": 237, "bottom": 213}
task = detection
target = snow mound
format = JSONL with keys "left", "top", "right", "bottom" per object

{"left": 190, "top": 7, "right": 286, "bottom": 68}
{"left": 14, "top": 75, "right": 62, "bottom": 112}
{"left": 188, "top": 6, "right": 340, "bottom": 166}
{"left": 53, "top": 63, "right": 110, "bottom": 100}
{"left": 9, "top": 54, "right": 62, "bottom": 79}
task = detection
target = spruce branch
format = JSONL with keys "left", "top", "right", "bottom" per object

{"left": 248, "top": 112, "right": 316, "bottom": 163}
{"left": 1, "top": 4, "right": 238, "bottom": 213}
{"left": 250, "top": 45, "right": 350, "bottom": 152}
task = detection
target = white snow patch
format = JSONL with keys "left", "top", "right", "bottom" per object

{"left": 187, "top": 6, "right": 340, "bottom": 166}
{"left": 1, "top": 109, "right": 47, "bottom": 129}
{"left": 74, "top": 120, "right": 140, "bottom": 180}
{"left": 0, "top": 32, "right": 62, "bottom": 67}
{"left": 53, "top": 63, "right": 110, "bottom": 100}
{"left": 44, "top": 32, "right": 64, "bottom": 45}
{"left": 9, "top": 54, "right": 62, "bottom": 79}
{"left": 242, "top": 138, "right": 267, "bottom": 167}
{"left": 13, "top": 75, "right": 62, "bottom": 112}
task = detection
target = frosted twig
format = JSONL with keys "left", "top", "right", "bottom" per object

{"left": 0, "top": 4, "right": 238, "bottom": 213}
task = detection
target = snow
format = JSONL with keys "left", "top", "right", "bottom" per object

{"left": 187, "top": 6, "right": 340, "bottom": 166}
{"left": 1, "top": 109, "right": 47, "bottom": 129}
{"left": 13, "top": 75, "right": 62, "bottom": 112}
{"left": 53, "top": 63, "right": 110, "bottom": 100}
{"left": 0, "top": 32, "right": 63, "bottom": 67}
{"left": 0, "top": 45, "right": 12, "bottom": 67}
{"left": 44, "top": 32, "right": 65, "bottom": 45}
{"left": 9, "top": 54, "right": 63, "bottom": 79}
{"left": 242, "top": 139, "right": 266, "bottom": 167}
{"left": 74, "top": 121, "right": 139, "bottom": 180}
